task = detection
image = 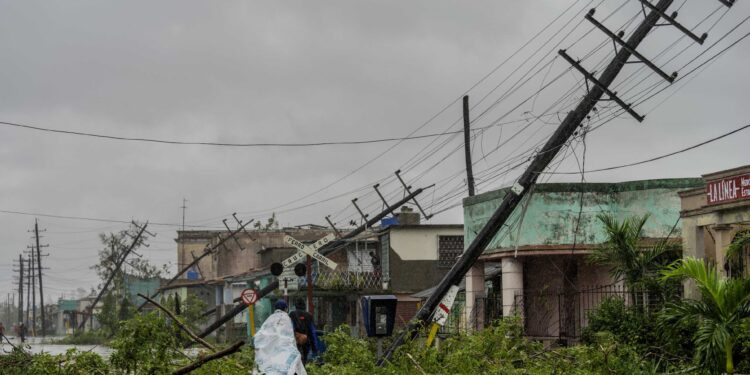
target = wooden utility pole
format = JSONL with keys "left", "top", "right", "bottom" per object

{"left": 18, "top": 254, "right": 23, "bottom": 324}
{"left": 34, "top": 219, "right": 46, "bottom": 336}
{"left": 463, "top": 95, "right": 476, "bottom": 197}
{"left": 29, "top": 249, "right": 35, "bottom": 336}
{"left": 381, "top": 0, "right": 679, "bottom": 363}
{"left": 25, "top": 256, "right": 31, "bottom": 326}
{"left": 78, "top": 223, "right": 149, "bottom": 330}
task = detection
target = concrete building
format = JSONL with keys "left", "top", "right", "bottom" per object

{"left": 375, "top": 207, "right": 463, "bottom": 326}
{"left": 680, "top": 165, "right": 750, "bottom": 286}
{"left": 462, "top": 178, "right": 703, "bottom": 341}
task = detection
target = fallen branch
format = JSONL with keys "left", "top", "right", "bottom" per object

{"left": 406, "top": 353, "right": 427, "bottom": 375}
{"left": 137, "top": 293, "right": 216, "bottom": 352}
{"left": 172, "top": 340, "right": 245, "bottom": 375}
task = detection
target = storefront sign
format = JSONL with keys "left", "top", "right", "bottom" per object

{"left": 706, "top": 174, "right": 750, "bottom": 205}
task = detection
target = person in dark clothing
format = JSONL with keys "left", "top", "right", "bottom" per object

{"left": 289, "top": 298, "right": 318, "bottom": 364}
{"left": 18, "top": 322, "right": 26, "bottom": 343}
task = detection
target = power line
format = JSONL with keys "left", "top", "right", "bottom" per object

{"left": 0, "top": 119, "right": 524, "bottom": 148}
{"left": 542, "top": 122, "right": 750, "bottom": 175}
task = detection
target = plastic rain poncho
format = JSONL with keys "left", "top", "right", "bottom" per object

{"left": 253, "top": 310, "right": 307, "bottom": 375}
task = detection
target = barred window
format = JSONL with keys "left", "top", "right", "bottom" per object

{"left": 438, "top": 235, "right": 463, "bottom": 268}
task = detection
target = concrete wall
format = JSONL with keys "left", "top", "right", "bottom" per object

{"left": 463, "top": 179, "right": 703, "bottom": 256}
{"left": 386, "top": 225, "right": 463, "bottom": 293}
{"left": 389, "top": 226, "right": 463, "bottom": 260}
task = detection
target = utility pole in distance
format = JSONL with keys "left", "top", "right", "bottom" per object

{"left": 34, "top": 219, "right": 47, "bottom": 336}
{"left": 463, "top": 95, "right": 475, "bottom": 197}
{"left": 18, "top": 254, "right": 24, "bottom": 324}
{"left": 381, "top": 0, "right": 682, "bottom": 363}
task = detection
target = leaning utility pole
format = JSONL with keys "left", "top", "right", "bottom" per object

{"left": 381, "top": 0, "right": 687, "bottom": 362}
{"left": 78, "top": 223, "right": 149, "bottom": 330}
{"left": 34, "top": 219, "right": 46, "bottom": 336}
{"left": 463, "top": 95, "right": 476, "bottom": 197}
{"left": 18, "top": 254, "right": 24, "bottom": 324}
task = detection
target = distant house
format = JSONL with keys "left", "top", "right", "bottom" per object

{"left": 462, "top": 178, "right": 703, "bottom": 342}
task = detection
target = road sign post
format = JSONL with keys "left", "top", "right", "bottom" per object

{"left": 240, "top": 288, "right": 259, "bottom": 337}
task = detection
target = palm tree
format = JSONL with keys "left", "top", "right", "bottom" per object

{"left": 661, "top": 257, "right": 750, "bottom": 374}
{"left": 588, "top": 213, "right": 678, "bottom": 304}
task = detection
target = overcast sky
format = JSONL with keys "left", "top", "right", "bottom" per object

{"left": 1, "top": 0, "right": 748, "bottom": 303}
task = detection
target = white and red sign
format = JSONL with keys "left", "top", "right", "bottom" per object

{"left": 707, "top": 174, "right": 750, "bottom": 205}
{"left": 432, "top": 285, "right": 460, "bottom": 326}
{"left": 241, "top": 288, "right": 259, "bottom": 306}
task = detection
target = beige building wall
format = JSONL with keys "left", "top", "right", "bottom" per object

{"left": 389, "top": 226, "right": 464, "bottom": 260}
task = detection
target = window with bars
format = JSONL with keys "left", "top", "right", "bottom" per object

{"left": 438, "top": 235, "right": 464, "bottom": 268}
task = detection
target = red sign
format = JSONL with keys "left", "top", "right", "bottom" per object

{"left": 706, "top": 174, "right": 750, "bottom": 205}
{"left": 240, "top": 288, "right": 259, "bottom": 306}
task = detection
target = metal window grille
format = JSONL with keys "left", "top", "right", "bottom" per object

{"left": 438, "top": 235, "right": 463, "bottom": 268}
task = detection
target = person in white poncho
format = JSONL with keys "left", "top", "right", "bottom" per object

{"left": 254, "top": 300, "right": 307, "bottom": 375}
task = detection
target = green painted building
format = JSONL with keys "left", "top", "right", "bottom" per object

{"left": 462, "top": 178, "right": 703, "bottom": 340}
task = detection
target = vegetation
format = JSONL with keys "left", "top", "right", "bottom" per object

{"left": 587, "top": 213, "right": 679, "bottom": 293}
{"left": 5, "top": 216, "right": 750, "bottom": 374}
{"left": 661, "top": 257, "right": 750, "bottom": 374}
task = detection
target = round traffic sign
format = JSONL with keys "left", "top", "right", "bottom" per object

{"left": 241, "top": 288, "right": 259, "bottom": 306}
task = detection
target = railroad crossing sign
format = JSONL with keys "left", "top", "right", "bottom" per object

{"left": 281, "top": 233, "right": 338, "bottom": 270}
{"left": 241, "top": 288, "right": 259, "bottom": 306}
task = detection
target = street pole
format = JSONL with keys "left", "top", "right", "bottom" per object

{"left": 463, "top": 95, "right": 475, "bottom": 197}
{"left": 306, "top": 255, "right": 314, "bottom": 315}
{"left": 18, "top": 254, "right": 23, "bottom": 324}
{"left": 35, "top": 219, "right": 46, "bottom": 336}
{"left": 380, "top": 0, "right": 676, "bottom": 363}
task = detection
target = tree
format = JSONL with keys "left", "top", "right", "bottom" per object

{"left": 253, "top": 213, "right": 279, "bottom": 230}
{"left": 661, "top": 257, "right": 750, "bottom": 374}
{"left": 91, "top": 227, "right": 162, "bottom": 334}
{"left": 587, "top": 213, "right": 678, "bottom": 304}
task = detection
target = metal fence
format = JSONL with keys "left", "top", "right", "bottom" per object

{"left": 298, "top": 270, "right": 383, "bottom": 291}
{"left": 474, "top": 284, "right": 680, "bottom": 340}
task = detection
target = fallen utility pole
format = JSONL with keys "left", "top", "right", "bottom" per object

{"left": 78, "top": 223, "right": 148, "bottom": 330}
{"left": 172, "top": 340, "right": 245, "bottom": 375}
{"left": 380, "top": 0, "right": 677, "bottom": 363}
{"left": 137, "top": 218, "right": 255, "bottom": 311}
{"left": 137, "top": 293, "right": 215, "bottom": 352}
{"left": 190, "top": 186, "right": 430, "bottom": 344}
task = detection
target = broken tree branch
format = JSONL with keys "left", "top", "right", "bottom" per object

{"left": 171, "top": 340, "right": 245, "bottom": 375}
{"left": 137, "top": 293, "right": 216, "bottom": 352}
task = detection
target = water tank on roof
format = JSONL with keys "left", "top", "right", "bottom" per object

{"left": 380, "top": 216, "right": 399, "bottom": 228}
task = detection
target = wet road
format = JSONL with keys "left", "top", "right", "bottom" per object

{"left": 1, "top": 336, "right": 112, "bottom": 357}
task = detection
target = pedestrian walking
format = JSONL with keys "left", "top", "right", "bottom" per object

{"left": 289, "top": 299, "right": 318, "bottom": 364}
{"left": 253, "top": 300, "right": 307, "bottom": 375}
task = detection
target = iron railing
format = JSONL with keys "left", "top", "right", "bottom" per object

{"left": 298, "top": 270, "right": 383, "bottom": 291}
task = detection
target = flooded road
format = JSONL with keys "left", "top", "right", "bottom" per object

{"left": 1, "top": 336, "right": 112, "bottom": 357}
